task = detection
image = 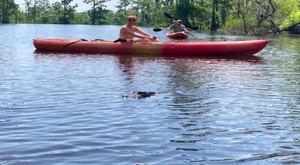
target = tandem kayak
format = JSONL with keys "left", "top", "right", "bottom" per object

{"left": 33, "top": 38, "right": 268, "bottom": 57}
{"left": 166, "top": 32, "right": 188, "bottom": 39}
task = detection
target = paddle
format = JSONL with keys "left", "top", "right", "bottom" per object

{"left": 63, "top": 39, "right": 88, "bottom": 48}
{"left": 151, "top": 13, "right": 173, "bottom": 32}
{"left": 187, "top": 31, "right": 195, "bottom": 37}
{"left": 154, "top": 13, "right": 194, "bottom": 33}
{"left": 153, "top": 28, "right": 163, "bottom": 32}
{"left": 164, "top": 12, "right": 198, "bottom": 31}
{"left": 164, "top": 12, "right": 174, "bottom": 21}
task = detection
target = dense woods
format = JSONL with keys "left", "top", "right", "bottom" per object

{"left": 0, "top": 0, "right": 299, "bottom": 35}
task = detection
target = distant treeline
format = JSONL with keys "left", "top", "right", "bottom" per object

{"left": 1, "top": 0, "right": 299, "bottom": 35}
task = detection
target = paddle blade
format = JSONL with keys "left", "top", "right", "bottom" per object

{"left": 153, "top": 28, "right": 163, "bottom": 32}
{"left": 164, "top": 12, "right": 173, "bottom": 20}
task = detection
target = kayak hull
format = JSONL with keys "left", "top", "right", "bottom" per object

{"left": 166, "top": 32, "right": 188, "bottom": 39}
{"left": 33, "top": 38, "right": 268, "bottom": 57}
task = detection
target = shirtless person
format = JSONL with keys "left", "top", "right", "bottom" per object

{"left": 115, "top": 15, "right": 158, "bottom": 42}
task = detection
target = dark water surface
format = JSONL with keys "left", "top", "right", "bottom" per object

{"left": 0, "top": 24, "right": 300, "bottom": 164}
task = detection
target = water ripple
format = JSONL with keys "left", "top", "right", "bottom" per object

{"left": 0, "top": 25, "right": 300, "bottom": 164}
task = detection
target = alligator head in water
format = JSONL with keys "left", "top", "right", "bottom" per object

{"left": 122, "top": 91, "right": 156, "bottom": 99}
{"left": 122, "top": 90, "right": 174, "bottom": 99}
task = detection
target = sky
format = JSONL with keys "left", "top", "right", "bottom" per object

{"left": 15, "top": 0, "right": 118, "bottom": 12}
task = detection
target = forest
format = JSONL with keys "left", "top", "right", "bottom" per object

{"left": 0, "top": 0, "right": 299, "bottom": 35}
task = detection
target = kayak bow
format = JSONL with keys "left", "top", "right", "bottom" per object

{"left": 166, "top": 32, "right": 188, "bottom": 39}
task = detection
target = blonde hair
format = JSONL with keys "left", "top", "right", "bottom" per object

{"left": 127, "top": 15, "right": 137, "bottom": 19}
{"left": 127, "top": 14, "right": 137, "bottom": 19}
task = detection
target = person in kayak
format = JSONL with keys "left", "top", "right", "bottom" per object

{"left": 167, "top": 20, "right": 189, "bottom": 34}
{"left": 114, "top": 15, "right": 158, "bottom": 42}
{"left": 167, "top": 21, "right": 178, "bottom": 33}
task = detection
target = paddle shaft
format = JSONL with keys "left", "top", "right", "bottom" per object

{"left": 187, "top": 31, "right": 195, "bottom": 37}
{"left": 164, "top": 12, "right": 197, "bottom": 36}
{"left": 164, "top": 12, "right": 173, "bottom": 21}
{"left": 63, "top": 39, "right": 87, "bottom": 48}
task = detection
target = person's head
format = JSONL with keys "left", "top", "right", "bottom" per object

{"left": 172, "top": 20, "right": 177, "bottom": 24}
{"left": 177, "top": 20, "right": 182, "bottom": 24}
{"left": 127, "top": 15, "right": 137, "bottom": 25}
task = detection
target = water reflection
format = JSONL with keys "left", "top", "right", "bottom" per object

{"left": 116, "top": 56, "right": 135, "bottom": 82}
{"left": 159, "top": 57, "right": 268, "bottom": 162}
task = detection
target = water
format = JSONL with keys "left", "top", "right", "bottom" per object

{"left": 0, "top": 24, "right": 300, "bottom": 164}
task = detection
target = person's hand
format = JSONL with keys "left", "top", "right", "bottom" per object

{"left": 148, "top": 37, "right": 159, "bottom": 42}
{"left": 126, "top": 39, "right": 134, "bottom": 42}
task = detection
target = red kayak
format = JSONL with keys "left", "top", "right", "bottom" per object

{"left": 33, "top": 38, "right": 268, "bottom": 57}
{"left": 166, "top": 32, "right": 188, "bottom": 39}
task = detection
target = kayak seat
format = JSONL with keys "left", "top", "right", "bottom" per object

{"left": 113, "top": 38, "right": 127, "bottom": 43}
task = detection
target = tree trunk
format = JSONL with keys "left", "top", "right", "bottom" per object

{"left": 24, "top": 0, "right": 32, "bottom": 22}
{"left": 241, "top": 12, "right": 248, "bottom": 34}
{"left": 2, "top": 0, "right": 10, "bottom": 23}
{"left": 91, "top": 0, "right": 95, "bottom": 25}
{"left": 190, "top": 0, "right": 195, "bottom": 27}
{"left": 210, "top": 0, "right": 218, "bottom": 32}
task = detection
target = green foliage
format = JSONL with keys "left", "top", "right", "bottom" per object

{"left": 84, "top": 0, "right": 109, "bottom": 25}
{"left": 1, "top": 0, "right": 19, "bottom": 23}
{"left": 115, "top": 0, "right": 131, "bottom": 15}
{"left": 113, "top": 11, "right": 127, "bottom": 25}
{"left": 192, "top": 5, "right": 210, "bottom": 29}
{"left": 72, "top": 12, "right": 91, "bottom": 24}
{"left": 60, "top": 0, "right": 77, "bottom": 24}
{"left": 86, "top": 7, "right": 108, "bottom": 24}
{"left": 281, "top": 11, "right": 300, "bottom": 30}
{"left": 276, "top": 0, "right": 300, "bottom": 30}
{"left": 1, "top": 0, "right": 299, "bottom": 34}
{"left": 49, "top": 2, "right": 63, "bottom": 24}
{"left": 175, "top": 1, "right": 191, "bottom": 20}
{"left": 223, "top": 16, "right": 244, "bottom": 33}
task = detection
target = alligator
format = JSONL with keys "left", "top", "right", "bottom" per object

{"left": 122, "top": 90, "right": 173, "bottom": 99}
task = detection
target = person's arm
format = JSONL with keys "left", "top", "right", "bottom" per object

{"left": 180, "top": 24, "right": 189, "bottom": 32}
{"left": 120, "top": 27, "right": 148, "bottom": 39}
{"left": 133, "top": 27, "right": 152, "bottom": 38}
{"left": 167, "top": 24, "right": 175, "bottom": 32}
{"left": 134, "top": 27, "right": 158, "bottom": 41}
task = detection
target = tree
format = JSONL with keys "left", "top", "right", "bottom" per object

{"left": 116, "top": 0, "right": 130, "bottom": 15}
{"left": 1, "top": 0, "right": 9, "bottom": 23}
{"left": 0, "top": 0, "right": 298, "bottom": 34}
{"left": 131, "top": 0, "right": 157, "bottom": 25}
{"left": 175, "top": 1, "right": 191, "bottom": 25}
{"left": 276, "top": 0, "right": 300, "bottom": 32}
{"left": 24, "top": 0, "right": 32, "bottom": 22}
{"left": 210, "top": 0, "right": 218, "bottom": 32}
{"left": 60, "top": 0, "right": 77, "bottom": 24}
{"left": 73, "top": 12, "right": 91, "bottom": 24}
{"left": 223, "top": 0, "right": 300, "bottom": 35}
{"left": 10, "top": 2, "right": 22, "bottom": 23}
{"left": 36, "top": 0, "right": 51, "bottom": 23}
{"left": 50, "top": 1, "right": 62, "bottom": 23}
{"left": 84, "top": 0, "right": 109, "bottom": 25}
{"left": 114, "top": 0, "right": 131, "bottom": 24}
